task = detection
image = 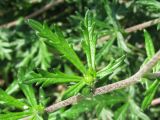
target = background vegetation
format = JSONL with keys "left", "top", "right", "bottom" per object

{"left": 0, "top": 0, "right": 160, "bottom": 119}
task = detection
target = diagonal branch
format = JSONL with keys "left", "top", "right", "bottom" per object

{"left": 98, "top": 18, "right": 160, "bottom": 43}
{"left": 0, "top": 0, "right": 64, "bottom": 28}
{"left": 45, "top": 49, "right": 160, "bottom": 113}
{"left": 151, "top": 98, "right": 160, "bottom": 106}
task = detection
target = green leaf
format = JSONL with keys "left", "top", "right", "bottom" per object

{"left": 34, "top": 39, "right": 52, "bottom": 70}
{"left": 62, "top": 81, "right": 85, "bottom": 100}
{"left": 18, "top": 68, "right": 37, "bottom": 107}
{"left": 20, "top": 84, "right": 38, "bottom": 107}
{"left": 0, "top": 39, "right": 12, "bottom": 60}
{"left": 103, "top": 0, "right": 118, "bottom": 29}
{"left": 142, "top": 31, "right": 160, "bottom": 109}
{"left": 117, "top": 32, "right": 131, "bottom": 53}
{"left": 5, "top": 80, "right": 19, "bottom": 95}
{"left": 157, "top": 23, "right": 160, "bottom": 30}
{"left": 26, "top": 19, "right": 43, "bottom": 32}
{"left": 17, "top": 43, "right": 37, "bottom": 68}
{"left": 0, "top": 111, "right": 32, "bottom": 120}
{"left": 62, "top": 94, "right": 125, "bottom": 119}
{"left": 31, "top": 114, "right": 43, "bottom": 120}
{"left": 25, "top": 70, "right": 82, "bottom": 87}
{"left": 99, "top": 108, "right": 113, "bottom": 120}
{"left": 97, "top": 55, "right": 125, "bottom": 79}
{"left": 141, "top": 80, "right": 160, "bottom": 110}
{"left": 130, "top": 100, "right": 150, "bottom": 120}
{"left": 39, "top": 87, "right": 49, "bottom": 106}
{"left": 27, "top": 19, "right": 86, "bottom": 74}
{"left": 114, "top": 103, "right": 129, "bottom": 120}
{"left": 81, "top": 10, "right": 97, "bottom": 71}
{"left": 144, "top": 30, "right": 155, "bottom": 59}
{"left": 136, "top": 0, "right": 160, "bottom": 12}
{"left": 0, "top": 88, "right": 28, "bottom": 109}
{"left": 96, "top": 38, "right": 114, "bottom": 63}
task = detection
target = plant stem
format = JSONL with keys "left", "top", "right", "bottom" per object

{"left": 0, "top": 0, "right": 64, "bottom": 28}
{"left": 151, "top": 98, "right": 160, "bottom": 106}
{"left": 45, "top": 50, "right": 160, "bottom": 112}
{"left": 98, "top": 18, "right": 160, "bottom": 43}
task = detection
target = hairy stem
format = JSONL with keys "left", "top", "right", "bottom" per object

{"left": 45, "top": 50, "right": 160, "bottom": 112}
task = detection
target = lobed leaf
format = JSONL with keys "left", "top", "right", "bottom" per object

{"left": 81, "top": 10, "right": 97, "bottom": 71}
{"left": 25, "top": 70, "right": 82, "bottom": 87}
{"left": 27, "top": 19, "right": 86, "bottom": 75}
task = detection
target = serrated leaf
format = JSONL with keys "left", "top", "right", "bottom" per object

{"left": 97, "top": 55, "right": 125, "bottom": 79}
{"left": 26, "top": 19, "right": 43, "bottom": 32}
{"left": 25, "top": 70, "right": 82, "bottom": 87}
{"left": 27, "top": 19, "right": 86, "bottom": 75}
{"left": 0, "top": 111, "right": 32, "bottom": 120}
{"left": 0, "top": 88, "right": 28, "bottom": 109}
{"left": 141, "top": 80, "right": 160, "bottom": 110}
{"left": 81, "top": 10, "right": 97, "bottom": 71}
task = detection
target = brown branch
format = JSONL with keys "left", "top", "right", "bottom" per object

{"left": 45, "top": 50, "right": 160, "bottom": 112}
{"left": 144, "top": 72, "right": 160, "bottom": 79}
{"left": 98, "top": 18, "right": 160, "bottom": 43}
{"left": 0, "top": 0, "right": 64, "bottom": 28}
{"left": 45, "top": 95, "right": 83, "bottom": 112}
{"left": 151, "top": 98, "right": 160, "bottom": 106}
{"left": 0, "top": 79, "right": 4, "bottom": 86}
{"left": 94, "top": 49, "right": 160, "bottom": 95}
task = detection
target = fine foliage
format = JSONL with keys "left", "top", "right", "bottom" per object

{"left": 0, "top": 0, "right": 160, "bottom": 120}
